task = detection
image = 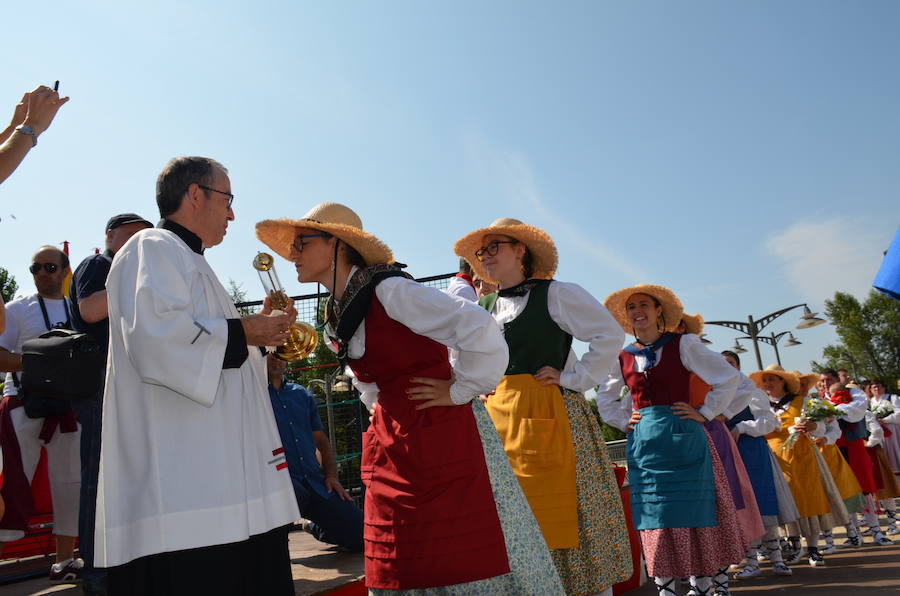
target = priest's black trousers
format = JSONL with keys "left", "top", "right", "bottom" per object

{"left": 105, "top": 524, "right": 294, "bottom": 595}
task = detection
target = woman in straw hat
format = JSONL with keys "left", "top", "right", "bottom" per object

{"left": 454, "top": 219, "right": 631, "bottom": 596}
{"left": 598, "top": 286, "right": 744, "bottom": 596}
{"left": 673, "top": 316, "right": 765, "bottom": 594}
{"left": 257, "top": 203, "right": 564, "bottom": 595}
{"left": 794, "top": 373, "right": 866, "bottom": 553}
{"left": 718, "top": 351, "right": 795, "bottom": 582}
{"left": 752, "top": 365, "right": 832, "bottom": 566}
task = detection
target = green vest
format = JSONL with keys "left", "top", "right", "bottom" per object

{"left": 480, "top": 280, "right": 572, "bottom": 376}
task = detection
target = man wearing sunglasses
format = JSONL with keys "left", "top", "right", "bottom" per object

{"left": 95, "top": 156, "right": 299, "bottom": 595}
{"left": 0, "top": 245, "right": 83, "bottom": 580}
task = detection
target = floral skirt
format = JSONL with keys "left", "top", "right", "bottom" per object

{"left": 638, "top": 430, "right": 746, "bottom": 578}
{"left": 369, "top": 400, "right": 564, "bottom": 595}
{"left": 549, "top": 392, "right": 632, "bottom": 595}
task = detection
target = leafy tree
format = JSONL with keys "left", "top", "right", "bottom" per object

{"left": 226, "top": 279, "right": 254, "bottom": 316}
{"left": 1, "top": 267, "right": 18, "bottom": 302}
{"left": 813, "top": 290, "right": 900, "bottom": 384}
{"left": 586, "top": 396, "right": 627, "bottom": 442}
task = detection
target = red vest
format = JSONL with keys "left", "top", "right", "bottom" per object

{"left": 349, "top": 295, "right": 508, "bottom": 590}
{"left": 620, "top": 334, "right": 691, "bottom": 410}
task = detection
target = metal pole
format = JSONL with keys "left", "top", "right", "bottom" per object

{"left": 771, "top": 333, "right": 782, "bottom": 367}
{"left": 748, "top": 315, "right": 763, "bottom": 370}
{"left": 324, "top": 368, "right": 338, "bottom": 456}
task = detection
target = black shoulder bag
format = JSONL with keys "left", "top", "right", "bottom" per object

{"left": 18, "top": 296, "right": 104, "bottom": 418}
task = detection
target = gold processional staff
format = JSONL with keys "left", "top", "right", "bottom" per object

{"left": 252, "top": 252, "right": 318, "bottom": 361}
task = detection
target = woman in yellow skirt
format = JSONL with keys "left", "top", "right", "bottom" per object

{"left": 454, "top": 219, "right": 632, "bottom": 596}
{"left": 791, "top": 372, "right": 865, "bottom": 552}
{"left": 752, "top": 366, "right": 832, "bottom": 566}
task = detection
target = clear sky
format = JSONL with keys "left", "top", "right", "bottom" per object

{"left": 3, "top": 1, "right": 899, "bottom": 375}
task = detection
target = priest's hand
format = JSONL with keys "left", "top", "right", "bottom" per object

{"left": 672, "top": 402, "right": 707, "bottom": 423}
{"left": 241, "top": 312, "right": 291, "bottom": 346}
{"left": 407, "top": 376, "right": 455, "bottom": 410}
{"left": 324, "top": 475, "right": 353, "bottom": 501}
{"left": 259, "top": 295, "right": 297, "bottom": 322}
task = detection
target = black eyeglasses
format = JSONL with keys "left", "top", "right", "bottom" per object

{"left": 292, "top": 233, "right": 329, "bottom": 253}
{"left": 474, "top": 240, "right": 518, "bottom": 260}
{"left": 198, "top": 185, "right": 235, "bottom": 209}
{"left": 29, "top": 262, "right": 59, "bottom": 275}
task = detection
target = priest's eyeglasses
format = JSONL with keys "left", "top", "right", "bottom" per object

{"left": 474, "top": 240, "right": 518, "bottom": 260}
{"left": 293, "top": 233, "right": 329, "bottom": 252}
{"left": 198, "top": 185, "right": 235, "bottom": 209}
{"left": 29, "top": 262, "right": 59, "bottom": 274}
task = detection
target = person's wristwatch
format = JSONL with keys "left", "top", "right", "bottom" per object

{"left": 14, "top": 124, "right": 37, "bottom": 147}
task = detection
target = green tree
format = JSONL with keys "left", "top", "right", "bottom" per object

{"left": 0, "top": 267, "right": 18, "bottom": 302}
{"left": 226, "top": 279, "right": 255, "bottom": 316}
{"left": 586, "top": 396, "right": 627, "bottom": 442}
{"left": 813, "top": 290, "right": 900, "bottom": 384}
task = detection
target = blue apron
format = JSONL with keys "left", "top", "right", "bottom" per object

{"left": 627, "top": 405, "right": 717, "bottom": 530}
{"left": 727, "top": 406, "right": 779, "bottom": 517}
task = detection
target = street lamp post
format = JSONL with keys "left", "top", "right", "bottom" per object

{"left": 735, "top": 331, "right": 801, "bottom": 367}
{"left": 706, "top": 304, "right": 825, "bottom": 370}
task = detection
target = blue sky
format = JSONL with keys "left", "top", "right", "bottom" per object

{"left": 3, "top": 1, "right": 899, "bottom": 375}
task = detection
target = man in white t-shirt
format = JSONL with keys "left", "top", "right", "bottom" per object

{"left": 0, "top": 245, "right": 82, "bottom": 580}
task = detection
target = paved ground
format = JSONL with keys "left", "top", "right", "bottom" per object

{"left": 0, "top": 530, "right": 365, "bottom": 596}
{"left": 1, "top": 523, "right": 898, "bottom": 594}
{"left": 627, "top": 524, "right": 900, "bottom": 595}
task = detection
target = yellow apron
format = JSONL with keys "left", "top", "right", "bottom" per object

{"left": 486, "top": 374, "right": 578, "bottom": 549}
{"left": 766, "top": 396, "right": 830, "bottom": 518}
{"left": 819, "top": 443, "right": 863, "bottom": 501}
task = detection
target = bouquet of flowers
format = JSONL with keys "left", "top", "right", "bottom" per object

{"left": 872, "top": 399, "right": 895, "bottom": 420}
{"left": 783, "top": 397, "right": 843, "bottom": 449}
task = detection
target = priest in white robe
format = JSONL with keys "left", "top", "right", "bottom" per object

{"left": 95, "top": 157, "right": 300, "bottom": 595}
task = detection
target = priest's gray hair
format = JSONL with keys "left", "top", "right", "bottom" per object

{"left": 156, "top": 156, "right": 228, "bottom": 218}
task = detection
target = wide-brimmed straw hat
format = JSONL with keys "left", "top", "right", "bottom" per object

{"left": 792, "top": 370, "right": 820, "bottom": 395}
{"left": 603, "top": 284, "right": 684, "bottom": 334}
{"left": 453, "top": 218, "right": 557, "bottom": 283}
{"left": 256, "top": 202, "right": 393, "bottom": 266}
{"left": 681, "top": 313, "right": 704, "bottom": 335}
{"left": 749, "top": 365, "right": 801, "bottom": 395}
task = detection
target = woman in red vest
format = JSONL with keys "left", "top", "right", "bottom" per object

{"left": 257, "top": 203, "right": 564, "bottom": 594}
{"left": 598, "top": 285, "right": 745, "bottom": 596}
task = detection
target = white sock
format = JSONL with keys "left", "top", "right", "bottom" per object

{"left": 654, "top": 576, "right": 676, "bottom": 595}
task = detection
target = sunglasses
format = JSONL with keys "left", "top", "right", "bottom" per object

{"left": 29, "top": 262, "right": 60, "bottom": 275}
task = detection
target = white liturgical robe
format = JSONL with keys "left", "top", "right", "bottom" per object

{"left": 95, "top": 228, "right": 298, "bottom": 568}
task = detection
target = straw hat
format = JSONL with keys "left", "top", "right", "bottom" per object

{"left": 453, "top": 218, "right": 557, "bottom": 283}
{"left": 256, "top": 202, "right": 393, "bottom": 266}
{"left": 749, "top": 365, "right": 801, "bottom": 395}
{"left": 792, "top": 371, "right": 820, "bottom": 395}
{"left": 603, "top": 284, "right": 684, "bottom": 334}
{"left": 681, "top": 312, "right": 704, "bottom": 335}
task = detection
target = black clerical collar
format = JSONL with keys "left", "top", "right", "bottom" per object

{"left": 159, "top": 219, "right": 204, "bottom": 255}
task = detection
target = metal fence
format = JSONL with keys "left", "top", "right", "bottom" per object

{"left": 237, "top": 272, "right": 455, "bottom": 508}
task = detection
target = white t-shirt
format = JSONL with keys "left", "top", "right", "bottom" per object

{"left": 0, "top": 295, "right": 70, "bottom": 397}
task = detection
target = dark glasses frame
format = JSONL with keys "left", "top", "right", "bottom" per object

{"left": 29, "top": 262, "right": 60, "bottom": 274}
{"left": 474, "top": 240, "right": 518, "bottom": 260}
{"left": 198, "top": 185, "right": 235, "bottom": 209}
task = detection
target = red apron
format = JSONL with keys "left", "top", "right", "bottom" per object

{"left": 349, "top": 295, "right": 508, "bottom": 590}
